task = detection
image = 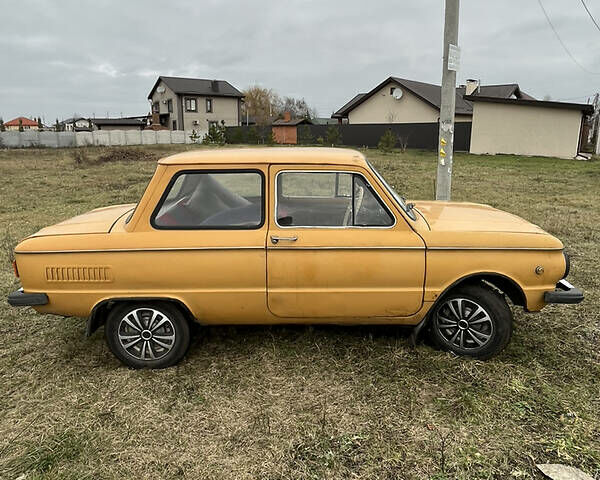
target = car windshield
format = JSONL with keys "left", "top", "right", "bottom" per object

{"left": 366, "top": 160, "right": 416, "bottom": 220}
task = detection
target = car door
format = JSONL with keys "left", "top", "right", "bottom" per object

{"left": 128, "top": 165, "right": 268, "bottom": 323}
{"left": 266, "top": 165, "right": 425, "bottom": 319}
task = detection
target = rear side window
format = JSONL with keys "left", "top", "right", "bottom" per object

{"left": 276, "top": 171, "right": 394, "bottom": 228}
{"left": 152, "top": 170, "right": 264, "bottom": 229}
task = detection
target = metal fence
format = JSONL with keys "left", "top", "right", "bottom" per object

{"left": 0, "top": 129, "right": 207, "bottom": 148}
{"left": 225, "top": 122, "right": 472, "bottom": 151}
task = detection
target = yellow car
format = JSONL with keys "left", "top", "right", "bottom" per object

{"left": 8, "top": 148, "right": 583, "bottom": 368}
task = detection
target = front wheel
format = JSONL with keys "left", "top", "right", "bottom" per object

{"left": 105, "top": 302, "right": 191, "bottom": 369}
{"left": 429, "top": 283, "right": 512, "bottom": 359}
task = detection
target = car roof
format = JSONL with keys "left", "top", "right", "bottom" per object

{"left": 158, "top": 147, "right": 368, "bottom": 167}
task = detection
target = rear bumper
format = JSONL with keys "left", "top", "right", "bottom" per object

{"left": 544, "top": 279, "right": 584, "bottom": 304}
{"left": 7, "top": 288, "right": 49, "bottom": 307}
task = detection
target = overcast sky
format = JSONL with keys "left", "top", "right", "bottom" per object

{"left": 1, "top": 0, "right": 599, "bottom": 123}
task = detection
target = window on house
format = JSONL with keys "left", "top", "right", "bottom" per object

{"left": 152, "top": 102, "right": 159, "bottom": 113}
{"left": 167, "top": 99, "right": 173, "bottom": 113}
{"left": 172, "top": 120, "right": 177, "bottom": 130}
{"left": 275, "top": 171, "right": 394, "bottom": 227}
{"left": 206, "top": 98, "right": 213, "bottom": 113}
{"left": 185, "top": 98, "right": 197, "bottom": 112}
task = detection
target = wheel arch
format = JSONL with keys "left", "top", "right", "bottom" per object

{"left": 435, "top": 272, "right": 527, "bottom": 308}
{"left": 86, "top": 296, "right": 196, "bottom": 337}
{"left": 412, "top": 271, "right": 525, "bottom": 343}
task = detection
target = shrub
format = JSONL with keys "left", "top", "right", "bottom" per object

{"left": 72, "top": 149, "right": 90, "bottom": 167}
{"left": 325, "top": 125, "right": 341, "bottom": 146}
{"left": 189, "top": 130, "right": 202, "bottom": 144}
{"left": 202, "top": 123, "right": 226, "bottom": 145}
{"left": 317, "top": 136, "right": 325, "bottom": 146}
{"left": 378, "top": 129, "right": 397, "bottom": 152}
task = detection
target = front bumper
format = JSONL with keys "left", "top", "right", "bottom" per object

{"left": 7, "top": 288, "right": 49, "bottom": 307}
{"left": 544, "top": 279, "right": 584, "bottom": 304}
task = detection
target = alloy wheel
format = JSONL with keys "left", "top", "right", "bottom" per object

{"left": 434, "top": 297, "right": 494, "bottom": 350}
{"left": 117, "top": 308, "right": 176, "bottom": 361}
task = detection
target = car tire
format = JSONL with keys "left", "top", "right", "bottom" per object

{"left": 105, "top": 302, "right": 191, "bottom": 369}
{"left": 429, "top": 283, "right": 512, "bottom": 359}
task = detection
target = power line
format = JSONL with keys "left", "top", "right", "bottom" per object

{"left": 536, "top": 0, "right": 600, "bottom": 75}
{"left": 580, "top": 0, "right": 600, "bottom": 33}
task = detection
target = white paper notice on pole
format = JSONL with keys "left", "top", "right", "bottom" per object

{"left": 448, "top": 44, "right": 460, "bottom": 71}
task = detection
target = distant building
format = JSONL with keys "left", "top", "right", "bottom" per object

{"left": 4, "top": 116, "right": 39, "bottom": 131}
{"left": 272, "top": 112, "right": 313, "bottom": 144}
{"left": 59, "top": 117, "right": 91, "bottom": 131}
{"left": 148, "top": 76, "right": 244, "bottom": 130}
{"left": 331, "top": 76, "right": 535, "bottom": 124}
{"left": 91, "top": 117, "right": 146, "bottom": 131}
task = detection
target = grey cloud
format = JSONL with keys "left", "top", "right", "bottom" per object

{"left": 1, "top": 0, "right": 598, "bottom": 123}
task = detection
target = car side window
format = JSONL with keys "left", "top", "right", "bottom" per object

{"left": 353, "top": 175, "right": 394, "bottom": 227}
{"left": 153, "top": 171, "right": 264, "bottom": 229}
{"left": 276, "top": 171, "right": 393, "bottom": 227}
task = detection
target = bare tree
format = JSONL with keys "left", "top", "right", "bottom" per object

{"left": 281, "top": 96, "right": 317, "bottom": 120}
{"left": 241, "top": 86, "right": 281, "bottom": 126}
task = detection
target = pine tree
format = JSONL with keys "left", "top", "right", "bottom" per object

{"left": 325, "top": 125, "right": 341, "bottom": 146}
{"left": 18, "top": 118, "right": 24, "bottom": 132}
{"left": 378, "top": 129, "right": 397, "bottom": 152}
{"left": 0, "top": 118, "right": 5, "bottom": 132}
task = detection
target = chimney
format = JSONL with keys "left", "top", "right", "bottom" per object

{"left": 211, "top": 80, "right": 219, "bottom": 92}
{"left": 465, "top": 78, "right": 480, "bottom": 96}
{"left": 283, "top": 111, "right": 291, "bottom": 122}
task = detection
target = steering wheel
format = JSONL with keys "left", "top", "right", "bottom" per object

{"left": 342, "top": 187, "right": 364, "bottom": 226}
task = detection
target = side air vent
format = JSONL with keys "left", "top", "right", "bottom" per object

{"left": 45, "top": 266, "right": 113, "bottom": 282}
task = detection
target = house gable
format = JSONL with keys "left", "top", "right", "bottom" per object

{"left": 348, "top": 81, "right": 440, "bottom": 124}
{"left": 346, "top": 81, "right": 472, "bottom": 124}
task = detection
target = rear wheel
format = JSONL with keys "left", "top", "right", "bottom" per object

{"left": 429, "top": 283, "right": 512, "bottom": 359}
{"left": 105, "top": 302, "right": 190, "bottom": 369}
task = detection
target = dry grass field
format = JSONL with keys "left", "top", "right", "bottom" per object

{"left": 0, "top": 145, "right": 598, "bottom": 479}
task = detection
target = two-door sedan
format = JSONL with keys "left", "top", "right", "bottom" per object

{"left": 8, "top": 148, "right": 583, "bottom": 368}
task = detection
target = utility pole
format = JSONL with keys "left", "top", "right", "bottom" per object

{"left": 435, "top": 0, "right": 460, "bottom": 201}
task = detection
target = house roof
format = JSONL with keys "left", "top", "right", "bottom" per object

{"left": 5, "top": 116, "right": 38, "bottom": 127}
{"left": 331, "top": 77, "right": 537, "bottom": 118}
{"left": 272, "top": 118, "right": 313, "bottom": 126}
{"left": 159, "top": 147, "right": 366, "bottom": 166}
{"left": 59, "top": 117, "right": 87, "bottom": 124}
{"left": 148, "top": 76, "right": 244, "bottom": 99}
{"left": 91, "top": 118, "right": 146, "bottom": 126}
{"left": 464, "top": 95, "right": 594, "bottom": 114}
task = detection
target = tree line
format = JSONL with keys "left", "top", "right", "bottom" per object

{"left": 240, "top": 86, "right": 318, "bottom": 125}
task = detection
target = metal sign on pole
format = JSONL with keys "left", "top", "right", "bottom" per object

{"left": 436, "top": 0, "right": 460, "bottom": 201}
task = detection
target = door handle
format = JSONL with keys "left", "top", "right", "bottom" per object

{"left": 270, "top": 235, "right": 298, "bottom": 244}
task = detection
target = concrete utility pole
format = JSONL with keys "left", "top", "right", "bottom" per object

{"left": 435, "top": 0, "right": 460, "bottom": 201}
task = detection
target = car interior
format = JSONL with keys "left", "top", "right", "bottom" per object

{"left": 153, "top": 171, "right": 393, "bottom": 229}
{"left": 154, "top": 173, "right": 262, "bottom": 228}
